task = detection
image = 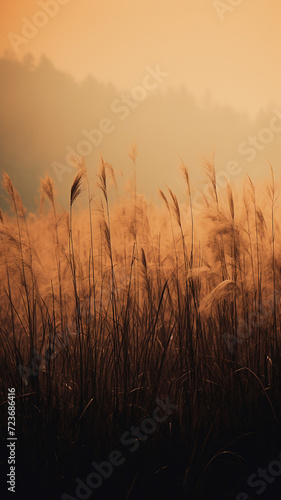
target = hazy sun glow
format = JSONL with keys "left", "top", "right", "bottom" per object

{"left": 0, "top": 0, "right": 281, "bottom": 210}
{"left": 1, "top": 0, "right": 281, "bottom": 114}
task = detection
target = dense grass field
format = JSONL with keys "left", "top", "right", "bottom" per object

{"left": 1, "top": 157, "right": 281, "bottom": 499}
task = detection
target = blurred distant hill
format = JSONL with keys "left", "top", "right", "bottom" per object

{"left": 0, "top": 55, "right": 279, "bottom": 212}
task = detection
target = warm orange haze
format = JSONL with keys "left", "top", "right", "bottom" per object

{"left": 1, "top": 1, "right": 281, "bottom": 499}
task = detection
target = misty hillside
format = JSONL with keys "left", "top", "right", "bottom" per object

{"left": 0, "top": 55, "right": 279, "bottom": 211}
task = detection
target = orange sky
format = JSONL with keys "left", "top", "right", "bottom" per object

{"left": 1, "top": 0, "right": 281, "bottom": 116}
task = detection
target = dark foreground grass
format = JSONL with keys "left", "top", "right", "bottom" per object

{"left": 1, "top": 159, "right": 281, "bottom": 499}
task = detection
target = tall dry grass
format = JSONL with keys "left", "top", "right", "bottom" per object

{"left": 0, "top": 157, "right": 281, "bottom": 499}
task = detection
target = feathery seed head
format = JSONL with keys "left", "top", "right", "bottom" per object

{"left": 70, "top": 169, "right": 86, "bottom": 206}
{"left": 41, "top": 175, "right": 54, "bottom": 205}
